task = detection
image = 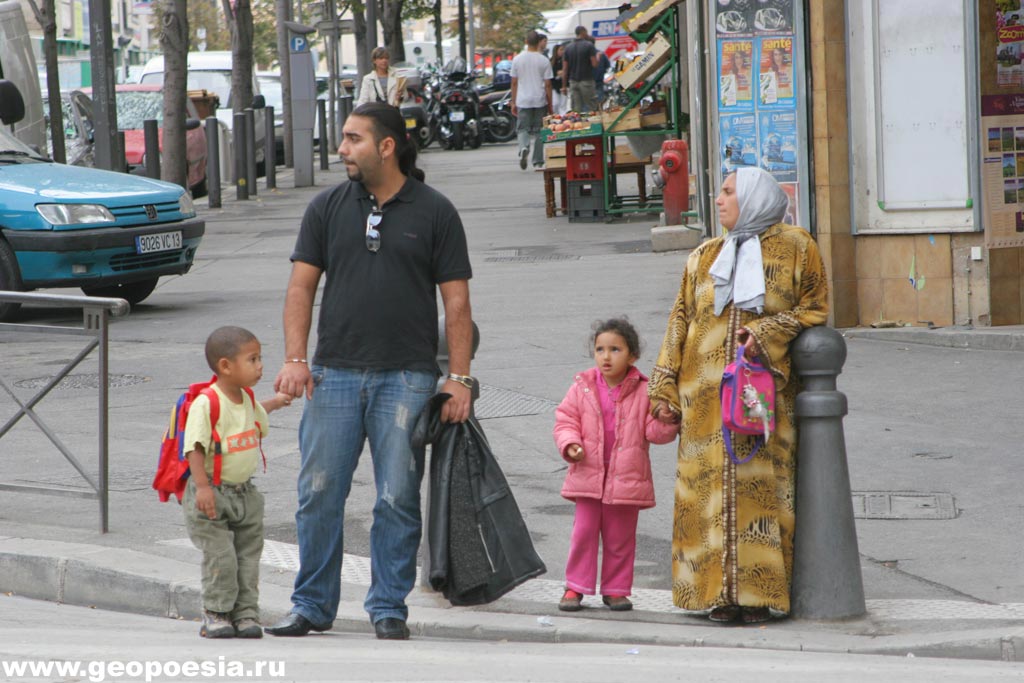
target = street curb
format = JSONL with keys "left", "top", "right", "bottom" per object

{"left": 841, "top": 326, "right": 1024, "bottom": 352}
{"left": 1, "top": 540, "right": 1022, "bottom": 661}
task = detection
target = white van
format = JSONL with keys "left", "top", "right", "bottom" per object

{"left": 139, "top": 51, "right": 268, "bottom": 171}
{"left": 0, "top": 0, "right": 45, "bottom": 151}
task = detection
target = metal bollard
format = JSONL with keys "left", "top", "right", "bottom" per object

{"left": 318, "top": 99, "right": 328, "bottom": 171}
{"left": 790, "top": 326, "right": 866, "bottom": 620}
{"left": 205, "top": 118, "right": 221, "bottom": 208}
{"left": 339, "top": 94, "right": 353, "bottom": 135}
{"left": 244, "top": 108, "right": 257, "bottom": 197}
{"left": 234, "top": 111, "right": 248, "bottom": 200}
{"left": 117, "top": 131, "right": 127, "bottom": 173}
{"left": 143, "top": 119, "right": 160, "bottom": 179}
{"left": 265, "top": 105, "right": 276, "bottom": 190}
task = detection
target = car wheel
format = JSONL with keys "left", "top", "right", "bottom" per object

{"left": 82, "top": 278, "right": 159, "bottom": 307}
{"left": 0, "top": 239, "right": 23, "bottom": 322}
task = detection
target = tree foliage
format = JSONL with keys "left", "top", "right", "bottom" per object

{"left": 468, "top": 0, "right": 565, "bottom": 54}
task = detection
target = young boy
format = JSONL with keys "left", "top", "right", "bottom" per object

{"left": 182, "top": 326, "right": 291, "bottom": 639}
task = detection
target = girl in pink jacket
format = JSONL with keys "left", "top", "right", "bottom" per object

{"left": 553, "top": 318, "right": 679, "bottom": 612}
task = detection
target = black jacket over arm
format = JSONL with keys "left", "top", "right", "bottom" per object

{"left": 412, "top": 393, "right": 547, "bottom": 606}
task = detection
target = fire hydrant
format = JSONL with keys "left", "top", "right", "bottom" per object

{"left": 656, "top": 139, "right": 689, "bottom": 226}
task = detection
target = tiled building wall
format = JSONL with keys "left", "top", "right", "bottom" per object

{"left": 808, "top": 0, "right": 857, "bottom": 328}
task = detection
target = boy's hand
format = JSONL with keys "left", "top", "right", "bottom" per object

{"left": 194, "top": 484, "right": 217, "bottom": 520}
{"left": 566, "top": 444, "right": 584, "bottom": 461}
{"left": 653, "top": 401, "right": 681, "bottom": 424}
{"left": 262, "top": 392, "right": 294, "bottom": 413}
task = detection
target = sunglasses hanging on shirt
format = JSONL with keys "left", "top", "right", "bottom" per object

{"left": 365, "top": 208, "right": 383, "bottom": 253}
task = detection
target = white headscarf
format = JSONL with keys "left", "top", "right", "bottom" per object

{"left": 708, "top": 167, "right": 789, "bottom": 316}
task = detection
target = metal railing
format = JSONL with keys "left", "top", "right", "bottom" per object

{"left": 0, "top": 291, "right": 130, "bottom": 533}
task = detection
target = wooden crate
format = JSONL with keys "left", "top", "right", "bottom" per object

{"left": 618, "top": 0, "right": 683, "bottom": 35}
{"left": 601, "top": 107, "right": 642, "bottom": 133}
{"left": 614, "top": 33, "right": 673, "bottom": 90}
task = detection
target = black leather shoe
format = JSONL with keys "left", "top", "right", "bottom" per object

{"left": 265, "top": 612, "right": 332, "bottom": 637}
{"left": 373, "top": 617, "right": 410, "bottom": 640}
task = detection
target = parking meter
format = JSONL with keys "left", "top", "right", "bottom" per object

{"left": 286, "top": 21, "right": 317, "bottom": 187}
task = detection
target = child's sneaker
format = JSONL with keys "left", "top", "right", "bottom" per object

{"left": 558, "top": 589, "right": 584, "bottom": 612}
{"left": 233, "top": 618, "right": 263, "bottom": 638}
{"left": 200, "top": 610, "right": 235, "bottom": 638}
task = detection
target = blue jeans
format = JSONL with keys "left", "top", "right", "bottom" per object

{"left": 516, "top": 106, "right": 547, "bottom": 167}
{"left": 290, "top": 366, "right": 435, "bottom": 625}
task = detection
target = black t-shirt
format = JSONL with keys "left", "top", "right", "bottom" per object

{"left": 564, "top": 39, "right": 597, "bottom": 83}
{"left": 291, "top": 177, "right": 472, "bottom": 373}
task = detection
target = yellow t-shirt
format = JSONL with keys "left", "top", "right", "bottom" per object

{"left": 182, "top": 384, "right": 269, "bottom": 484}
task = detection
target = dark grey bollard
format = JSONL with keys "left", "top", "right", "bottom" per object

{"left": 244, "top": 108, "right": 257, "bottom": 197}
{"left": 339, "top": 94, "right": 353, "bottom": 136}
{"left": 205, "top": 118, "right": 221, "bottom": 208}
{"left": 318, "top": 99, "right": 329, "bottom": 171}
{"left": 234, "top": 112, "right": 248, "bottom": 200}
{"left": 143, "top": 119, "right": 160, "bottom": 179}
{"left": 790, "top": 326, "right": 866, "bottom": 620}
{"left": 265, "top": 105, "right": 276, "bottom": 190}
{"left": 117, "top": 131, "right": 127, "bottom": 173}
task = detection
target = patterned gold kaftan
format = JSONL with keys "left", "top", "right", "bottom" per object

{"left": 648, "top": 223, "right": 829, "bottom": 614}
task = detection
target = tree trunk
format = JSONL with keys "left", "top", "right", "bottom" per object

{"left": 381, "top": 0, "right": 405, "bottom": 62}
{"left": 433, "top": 0, "right": 443, "bottom": 65}
{"left": 26, "top": 0, "right": 64, "bottom": 163}
{"left": 159, "top": 0, "right": 189, "bottom": 190}
{"left": 222, "top": 0, "right": 255, "bottom": 115}
{"left": 353, "top": 5, "right": 368, "bottom": 79}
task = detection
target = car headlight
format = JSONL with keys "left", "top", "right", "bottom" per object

{"left": 178, "top": 192, "right": 196, "bottom": 216}
{"left": 36, "top": 204, "right": 115, "bottom": 225}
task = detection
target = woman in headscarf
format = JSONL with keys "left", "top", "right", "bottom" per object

{"left": 648, "top": 167, "right": 829, "bottom": 624}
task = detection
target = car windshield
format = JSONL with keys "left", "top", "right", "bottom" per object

{"left": 116, "top": 91, "right": 164, "bottom": 129}
{"left": 0, "top": 125, "right": 43, "bottom": 157}
{"left": 141, "top": 70, "right": 233, "bottom": 107}
{"left": 256, "top": 76, "right": 282, "bottom": 110}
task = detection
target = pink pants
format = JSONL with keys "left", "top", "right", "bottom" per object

{"left": 564, "top": 497, "right": 640, "bottom": 596}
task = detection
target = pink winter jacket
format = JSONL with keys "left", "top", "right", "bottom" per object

{"left": 553, "top": 366, "right": 678, "bottom": 509}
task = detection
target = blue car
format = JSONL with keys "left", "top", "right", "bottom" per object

{"left": 0, "top": 81, "right": 204, "bottom": 320}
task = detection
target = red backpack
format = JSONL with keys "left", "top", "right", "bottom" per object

{"left": 153, "top": 376, "right": 261, "bottom": 502}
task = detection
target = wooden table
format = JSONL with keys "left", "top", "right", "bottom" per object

{"left": 543, "top": 162, "right": 648, "bottom": 218}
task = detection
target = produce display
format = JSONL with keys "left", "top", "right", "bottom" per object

{"left": 543, "top": 112, "right": 599, "bottom": 132}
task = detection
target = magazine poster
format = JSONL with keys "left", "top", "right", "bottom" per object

{"left": 719, "top": 40, "right": 754, "bottom": 112}
{"left": 721, "top": 113, "right": 758, "bottom": 176}
{"left": 758, "top": 35, "right": 795, "bottom": 108}
{"left": 758, "top": 110, "right": 798, "bottom": 182}
{"left": 981, "top": 94, "right": 1024, "bottom": 247}
{"left": 715, "top": 0, "right": 793, "bottom": 37}
{"left": 779, "top": 182, "right": 799, "bottom": 226}
{"left": 997, "top": 5, "right": 1024, "bottom": 88}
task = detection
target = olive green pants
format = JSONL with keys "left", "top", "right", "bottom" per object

{"left": 183, "top": 478, "right": 264, "bottom": 621}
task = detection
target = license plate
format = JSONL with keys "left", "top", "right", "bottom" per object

{"left": 449, "top": 111, "right": 465, "bottom": 122}
{"left": 405, "top": 118, "right": 417, "bottom": 129}
{"left": 135, "top": 231, "right": 182, "bottom": 254}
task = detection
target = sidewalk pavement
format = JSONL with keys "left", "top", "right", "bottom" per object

{"left": 3, "top": 151, "right": 1024, "bottom": 664}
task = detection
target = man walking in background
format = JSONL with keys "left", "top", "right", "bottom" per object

{"left": 562, "top": 26, "right": 598, "bottom": 113}
{"left": 511, "top": 30, "right": 553, "bottom": 170}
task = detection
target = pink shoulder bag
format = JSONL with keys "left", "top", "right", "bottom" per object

{"left": 720, "top": 344, "right": 776, "bottom": 465}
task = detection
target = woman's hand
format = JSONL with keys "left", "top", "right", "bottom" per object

{"left": 565, "top": 444, "right": 584, "bottom": 461}
{"left": 736, "top": 327, "right": 761, "bottom": 360}
{"left": 653, "top": 401, "right": 681, "bottom": 424}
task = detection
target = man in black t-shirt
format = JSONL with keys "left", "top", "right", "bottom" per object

{"left": 267, "top": 103, "right": 473, "bottom": 642}
{"left": 562, "top": 26, "right": 598, "bottom": 112}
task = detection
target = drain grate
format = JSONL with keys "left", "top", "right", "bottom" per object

{"left": 851, "top": 491, "right": 957, "bottom": 520}
{"left": 14, "top": 373, "right": 150, "bottom": 390}
{"left": 485, "top": 254, "right": 581, "bottom": 263}
{"left": 475, "top": 384, "right": 557, "bottom": 419}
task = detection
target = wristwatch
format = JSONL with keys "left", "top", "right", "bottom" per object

{"left": 447, "top": 373, "right": 475, "bottom": 389}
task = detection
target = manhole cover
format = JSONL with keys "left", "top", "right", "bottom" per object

{"left": 475, "top": 384, "right": 557, "bottom": 419}
{"left": 851, "top": 491, "right": 957, "bottom": 520}
{"left": 14, "top": 374, "right": 150, "bottom": 390}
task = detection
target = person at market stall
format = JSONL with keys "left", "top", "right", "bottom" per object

{"left": 648, "top": 167, "right": 829, "bottom": 625}
{"left": 562, "top": 26, "right": 598, "bottom": 113}
{"left": 511, "top": 30, "right": 553, "bottom": 170}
